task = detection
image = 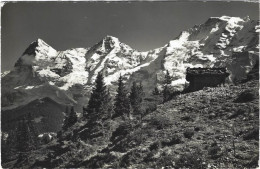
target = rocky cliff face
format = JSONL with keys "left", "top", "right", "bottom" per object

{"left": 2, "top": 16, "right": 259, "bottom": 111}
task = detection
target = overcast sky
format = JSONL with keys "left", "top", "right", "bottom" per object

{"left": 1, "top": 1, "right": 259, "bottom": 71}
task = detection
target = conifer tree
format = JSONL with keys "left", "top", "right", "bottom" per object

{"left": 16, "top": 118, "right": 33, "bottom": 152}
{"left": 68, "top": 106, "right": 77, "bottom": 127}
{"left": 114, "top": 74, "right": 130, "bottom": 118}
{"left": 153, "top": 86, "right": 160, "bottom": 95}
{"left": 2, "top": 130, "right": 16, "bottom": 162}
{"left": 129, "top": 81, "right": 144, "bottom": 116}
{"left": 26, "top": 113, "right": 39, "bottom": 148}
{"left": 100, "top": 88, "right": 114, "bottom": 119}
{"left": 62, "top": 106, "right": 69, "bottom": 130}
{"left": 138, "top": 82, "right": 145, "bottom": 99}
{"left": 84, "top": 71, "right": 107, "bottom": 121}
{"left": 63, "top": 106, "right": 77, "bottom": 130}
{"left": 82, "top": 72, "right": 113, "bottom": 139}
{"left": 130, "top": 82, "right": 138, "bottom": 106}
{"left": 164, "top": 70, "right": 172, "bottom": 85}
{"left": 163, "top": 70, "right": 172, "bottom": 103}
{"left": 163, "top": 85, "right": 171, "bottom": 103}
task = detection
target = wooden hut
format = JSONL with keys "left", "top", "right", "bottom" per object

{"left": 186, "top": 67, "right": 229, "bottom": 92}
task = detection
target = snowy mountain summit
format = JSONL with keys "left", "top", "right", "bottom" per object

{"left": 2, "top": 16, "right": 259, "bottom": 110}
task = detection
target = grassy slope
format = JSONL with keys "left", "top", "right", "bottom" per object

{"left": 3, "top": 78, "right": 258, "bottom": 168}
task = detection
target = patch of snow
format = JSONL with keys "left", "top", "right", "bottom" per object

{"left": 255, "top": 25, "right": 260, "bottom": 32}
{"left": 171, "top": 78, "right": 187, "bottom": 86}
{"left": 215, "top": 16, "right": 245, "bottom": 49}
{"left": 25, "top": 86, "right": 34, "bottom": 90}
{"left": 210, "top": 23, "right": 219, "bottom": 34}
{"left": 14, "top": 85, "right": 23, "bottom": 89}
{"left": 1, "top": 70, "right": 10, "bottom": 78}
{"left": 59, "top": 48, "right": 89, "bottom": 90}
{"left": 104, "top": 62, "right": 151, "bottom": 85}
{"left": 38, "top": 132, "right": 56, "bottom": 139}
{"left": 233, "top": 46, "right": 246, "bottom": 52}
{"left": 49, "top": 81, "right": 55, "bottom": 85}
{"left": 38, "top": 69, "right": 60, "bottom": 79}
{"left": 166, "top": 31, "right": 190, "bottom": 55}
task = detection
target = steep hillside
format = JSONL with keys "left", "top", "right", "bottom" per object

{"left": 4, "top": 70, "right": 258, "bottom": 168}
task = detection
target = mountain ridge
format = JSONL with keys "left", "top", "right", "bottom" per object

{"left": 2, "top": 15, "right": 259, "bottom": 117}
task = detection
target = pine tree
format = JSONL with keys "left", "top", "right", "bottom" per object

{"left": 84, "top": 71, "right": 107, "bottom": 121}
{"left": 163, "top": 70, "right": 172, "bottom": 103}
{"left": 68, "top": 106, "right": 77, "bottom": 127}
{"left": 163, "top": 85, "right": 171, "bottom": 103}
{"left": 16, "top": 118, "right": 33, "bottom": 152}
{"left": 164, "top": 70, "right": 172, "bottom": 85}
{"left": 81, "top": 71, "right": 114, "bottom": 140}
{"left": 100, "top": 88, "right": 114, "bottom": 119}
{"left": 62, "top": 106, "right": 69, "bottom": 130}
{"left": 153, "top": 86, "right": 160, "bottom": 95}
{"left": 113, "top": 74, "right": 130, "bottom": 118}
{"left": 138, "top": 82, "right": 145, "bottom": 99}
{"left": 129, "top": 82, "right": 138, "bottom": 107}
{"left": 129, "top": 81, "right": 144, "bottom": 116}
{"left": 26, "top": 113, "right": 39, "bottom": 148}
{"left": 62, "top": 106, "right": 77, "bottom": 130}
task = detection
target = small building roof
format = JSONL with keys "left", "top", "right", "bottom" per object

{"left": 186, "top": 67, "right": 229, "bottom": 75}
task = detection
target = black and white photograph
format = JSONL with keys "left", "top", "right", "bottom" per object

{"left": 1, "top": 0, "right": 259, "bottom": 168}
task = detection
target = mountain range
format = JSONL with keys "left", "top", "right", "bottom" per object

{"left": 1, "top": 16, "right": 259, "bottom": 133}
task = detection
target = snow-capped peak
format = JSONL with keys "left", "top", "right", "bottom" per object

{"left": 218, "top": 16, "right": 244, "bottom": 22}
{"left": 22, "top": 38, "right": 56, "bottom": 57}
{"left": 103, "top": 35, "right": 119, "bottom": 41}
{"left": 101, "top": 35, "right": 121, "bottom": 49}
{"left": 36, "top": 38, "right": 52, "bottom": 48}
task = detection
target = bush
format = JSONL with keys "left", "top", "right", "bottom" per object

{"left": 161, "top": 134, "right": 183, "bottom": 146}
{"left": 183, "top": 128, "right": 194, "bottom": 139}
{"left": 149, "top": 115, "right": 173, "bottom": 130}
{"left": 145, "top": 104, "right": 157, "bottom": 115}
{"left": 120, "top": 150, "right": 143, "bottom": 168}
{"left": 149, "top": 141, "right": 161, "bottom": 151}
{"left": 243, "top": 127, "right": 259, "bottom": 140}
{"left": 175, "top": 148, "right": 207, "bottom": 169}
{"left": 234, "top": 89, "right": 257, "bottom": 103}
{"left": 156, "top": 154, "right": 175, "bottom": 168}
{"left": 181, "top": 114, "right": 193, "bottom": 122}
{"left": 111, "top": 122, "right": 132, "bottom": 142}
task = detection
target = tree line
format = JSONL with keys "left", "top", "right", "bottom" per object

{"left": 2, "top": 69, "right": 174, "bottom": 162}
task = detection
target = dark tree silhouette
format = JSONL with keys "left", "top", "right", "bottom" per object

{"left": 113, "top": 74, "right": 130, "bottom": 118}
{"left": 16, "top": 115, "right": 38, "bottom": 152}
{"left": 129, "top": 81, "right": 144, "bottom": 116}
{"left": 63, "top": 106, "right": 77, "bottom": 130}
{"left": 26, "top": 113, "right": 39, "bottom": 148}
{"left": 62, "top": 106, "right": 69, "bottom": 130}
{"left": 153, "top": 86, "right": 160, "bottom": 95}
{"left": 164, "top": 70, "right": 172, "bottom": 85}
{"left": 68, "top": 106, "right": 77, "bottom": 126}
{"left": 84, "top": 71, "right": 107, "bottom": 121}
{"left": 100, "top": 88, "right": 114, "bottom": 119}
{"left": 163, "top": 70, "right": 172, "bottom": 103}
